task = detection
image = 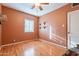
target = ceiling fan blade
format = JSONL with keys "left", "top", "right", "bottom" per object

{"left": 40, "top": 3, "right": 49, "bottom": 5}
{"left": 39, "top": 6, "right": 43, "bottom": 10}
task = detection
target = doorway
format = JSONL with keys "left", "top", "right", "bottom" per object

{"left": 67, "top": 10, "right": 79, "bottom": 49}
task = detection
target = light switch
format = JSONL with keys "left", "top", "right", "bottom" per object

{"left": 62, "top": 24, "right": 65, "bottom": 27}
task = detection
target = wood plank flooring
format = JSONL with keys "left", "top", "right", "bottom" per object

{"left": 0, "top": 40, "right": 67, "bottom": 56}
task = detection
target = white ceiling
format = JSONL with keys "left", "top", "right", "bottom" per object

{"left": 2, "top": 3, "right": 67, "bottom": 16}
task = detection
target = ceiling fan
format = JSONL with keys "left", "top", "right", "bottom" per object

{"left": 31, "top": 3, "right": 49, "bottom": 10}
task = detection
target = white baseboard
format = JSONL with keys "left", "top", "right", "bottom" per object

{"left": 0, "top": 40, "right": 33, "bottom": 48}
{"left": 0, "top": 39, "right": 67, "bottom": 49}
{"left": 39, "top": 39, "right": 67, "bottom": 49}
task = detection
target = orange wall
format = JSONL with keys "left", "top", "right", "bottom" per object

{"left": 2, "top": 6, "right": 39, "bottom": 45}
{"left": 0, "top": 4, "right": 1, "bottom": 13}
{"left": 0, "top": 25, "right": 1, "bottom": 45}
{"left": 39, "top": 4, "right": 79, "bottom": 47}
{"left": 0, "top": 5, "right": 1, "bottom": 45}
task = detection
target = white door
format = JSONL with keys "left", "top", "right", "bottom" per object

{"left": 67, "top": 10, "right": 79, "bottom": 49}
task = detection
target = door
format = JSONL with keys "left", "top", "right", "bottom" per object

{"left": 67, "top": 10, "right": 79, "bottom": 49}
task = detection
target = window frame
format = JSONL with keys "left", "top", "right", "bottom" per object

{"left": 24, "top": 19, "right": 35, "bottom": 32}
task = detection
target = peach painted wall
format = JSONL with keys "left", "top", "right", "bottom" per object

{"left": 0, "top": 4, "right": 1, "bottom": 13}
{"left": 39, "top": 4, "right": 79, "bottom": 47}
{"left": 0, "top": 25, "right": 1, "bottom": 45}
{"left": 2, "top": 6, "right": 39, "bottom": 45}
{"left": 0, "top": 4, "right": 1, "bottom": 45}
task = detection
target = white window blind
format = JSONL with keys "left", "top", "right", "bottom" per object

{"left": 24, "top": 19, "right": 34, "bottom": 32}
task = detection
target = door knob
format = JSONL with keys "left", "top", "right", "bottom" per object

{"left": 68, "top": 32, "right": 70, "bottom": 34}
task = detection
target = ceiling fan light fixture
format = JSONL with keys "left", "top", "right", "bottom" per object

{"left": 31, "top": 3, "right": 49, "bottom": 10}
{"left": 35, "top": 3, "right": 41, "bottom": 8}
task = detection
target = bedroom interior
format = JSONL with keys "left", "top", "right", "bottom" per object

{"left": 0, "top": 3, "right": 79, "bottom": 56}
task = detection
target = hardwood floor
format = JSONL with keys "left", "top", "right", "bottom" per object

{"left": 0, "top": 40, "right": 67, "bottom": 56}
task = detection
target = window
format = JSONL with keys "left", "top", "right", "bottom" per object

{"left": 49, "top": 25, "right": 52, "bottom": 39}
{"left": 24, "top": 19, "right": 34, "bottom": 32}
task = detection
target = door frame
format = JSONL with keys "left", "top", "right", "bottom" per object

{"left": 67, "top": 9, "right": 79, "bottom": 49}
{"left": 67, "top": 11, "right": 71, "bottom": 49}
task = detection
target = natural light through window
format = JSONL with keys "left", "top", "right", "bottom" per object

{"left": 24, "top": 19, "right": 34, "bottom": 32}
{"left": 49, "top": 25, "right": 52, "bottom": 39}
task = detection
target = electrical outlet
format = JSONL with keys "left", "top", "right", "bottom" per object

{"left": 62, "top": 24, "right": 65, "bottom": 27}
{"left": 13, "top": 39, "right": 16, "bottom": 42}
